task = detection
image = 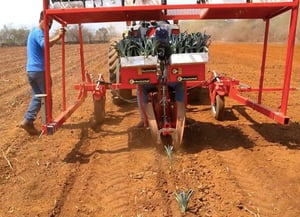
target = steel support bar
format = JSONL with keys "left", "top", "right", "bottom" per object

{"left": 46, "top": 2, "right": 297, "bottom": 23}
{"left": 281, "top": 3, "right": 299, "bottom": 115}
{"left": 229, "top": 91, "right": 289, "bottom": 125}
{"left": 74, "top": 83, "right": 109, "bottom": 91}
{"left": 258, "top": 18, "right": 269, "bottom": 104}
{"left": 43, "top": 0, "right": 53, "bottom": 123}
{"left": 74, "top": 81, "right": 210, "bottom": 92}
{"left": 78, "top": 24, "right": 86, "bottom": 82}
{"left": 239, "top": 87, "right": 298, "bottom": 92}
{"left": 61, "top": 26, "right": 66, "bottom": 111}
{"left": 43, "top": 85, "right": 88, "bottom": 135}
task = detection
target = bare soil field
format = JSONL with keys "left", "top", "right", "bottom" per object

{"left": 0, "top": 42, "right": 299, "bottom": 217}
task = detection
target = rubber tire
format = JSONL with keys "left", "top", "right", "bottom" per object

{"left": 108, "top": 42, "right": 132, "bottom": 105}
{"left": 94, "top": 99, "right": 105, "bottom": 124}
{"left": 211, "top": 95, "right": 225, "bottom": 121}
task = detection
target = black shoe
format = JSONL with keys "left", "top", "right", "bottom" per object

{"left": 20, "top": 119, "right": 40, "bottom": 135}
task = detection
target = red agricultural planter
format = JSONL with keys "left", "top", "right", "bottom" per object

{"left": 41, "top": 0, "right": 299, "bottom": 148}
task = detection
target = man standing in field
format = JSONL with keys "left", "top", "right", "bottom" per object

{"left": 20, "top": 11, "right": 65, "bottom": 135}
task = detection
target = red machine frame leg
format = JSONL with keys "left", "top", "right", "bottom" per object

{"left": 281, "top": 6, "right": 299, "bottom": 115}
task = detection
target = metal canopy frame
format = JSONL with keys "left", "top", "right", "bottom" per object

{"left": 41, "top": 0, "right": 299, "bottom": 135}
{"left": 45, "top": 3, "right": 297, "bottom": 23}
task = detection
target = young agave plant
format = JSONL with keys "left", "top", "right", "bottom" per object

{"left": 114, "top": 39, "right": 126, "bottom": 57}
{"left": 127, "top": 39, "right": 143, "bottom": 57}
{"left": 148, "top": 38, "right": 161, "bottom": 56}
{"left": 164, "top": 144, "right": 174, "bottom": 161}
{"left": 143, "top": 37, "right": 155, "bottom": 57}
{"left": 174, "top": 189, "right": 194, "bottom": 214}
{"left": 115, "top": 38, "right": 132, "bottom": 57}
{"left": 115, "top": 31, "right": 211, "bottom": 57}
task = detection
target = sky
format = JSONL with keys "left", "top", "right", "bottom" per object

{"left": 0, "top": 1, "right": 43, "bottom": 28}
{"left": 0, "top": 0, "right": 194, "bottom": 28}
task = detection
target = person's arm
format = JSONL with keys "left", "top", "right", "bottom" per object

{"left": 49, "top": 27, "right": 65, "bottom": 47}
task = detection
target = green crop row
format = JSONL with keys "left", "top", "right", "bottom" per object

{"left": 114, "top": 31, "right": 211, "bottom": 57}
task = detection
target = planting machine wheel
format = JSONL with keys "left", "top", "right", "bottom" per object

{"left": 108, "top": 42, "right": 133, "bottom": 105}
{"left": 208, "top": 70, "right": 225, "bottom": 121}
{"left": 93, "top": 98, "right": 105, "bottom": 124}
{"left": 211, "top": 94, "right": 225, "bottom": 121}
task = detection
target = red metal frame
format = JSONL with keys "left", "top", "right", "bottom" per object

{"left": 42, "top": 0, "right": 299, "bottom": 134}
{"left": 118, "top": 63, "right": 206, "bottom": 88}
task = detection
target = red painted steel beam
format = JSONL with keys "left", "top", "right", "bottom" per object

{"left": 281, "top": 4, "right": 299, "bottom": 115}
{"left": 233, "top": 93, "right": 289, "bottom": 124}
{"left": 229, "top": 86, "right": 290, "bottom": 125}
{"left": 43, "top": 85, "right": 88, "bottom": 135}
{"left": 45, "top": 2, "right": 297, "bottom": 24}
{"left": 78, "top": 24, "right": 86, "bottom": 82}
{"left": 238, "top": 87, "right": 298, "bottom": 92}
{"left": 61, "top": 27, "right": 66, "bottom": 111}
{"left": 43, "top": 0, "right": 53, "bottom": 123}
{"left": 258, "top": 18, "right": 269, "bottom": 104}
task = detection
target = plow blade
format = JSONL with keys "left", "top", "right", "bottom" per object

{"left": 145, "top": 102, "right": 186, "bottom": 149}
{"left": 174, "top": 101, "right": 185, "bottom": 149}
{"left": 144, "top": 103, "right": 160, "bottom": 144}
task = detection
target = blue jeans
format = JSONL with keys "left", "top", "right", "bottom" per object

{"left": 24, "top": 71, "right": 45, "bottom": 121}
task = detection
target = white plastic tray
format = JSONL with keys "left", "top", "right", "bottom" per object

{"left": 121, "top": 53, "right": 208, "bottom": 67}
{"left": 170, "top": 53, "right": 208, "bottom": 64}
{"left": 121, "top": 56, "right": 158, "bottom": 67}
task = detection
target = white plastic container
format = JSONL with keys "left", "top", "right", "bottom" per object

{"left": 208, "top": 0, "right": 246, "bottom": 3}
{"left": 166, "top": 0, "right": 188, "bottom": 4}
{"left": 51, "top": 0, "right": 123, "bottom": 8}
{"left": 121, "top": 56, "right": 158, "bottom": 67}
{"left": 50, "top": 1, "right": 84, "bottom": 8}
{"left": 94, "top": 0, "right": 123, "bottom": 7}
{"left": 251, "top": 0, "right": 292, "bottom": 2}
{"left": 125, "top": 0, "right": 161, "bottom": 6}
{"left": 170, "top": 53, "right": 209, "bottom": 65}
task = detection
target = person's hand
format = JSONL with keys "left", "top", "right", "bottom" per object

{"left": 58, "top": 27, "right": 66, "bottom": 38}
{"left": 50, "top": 27, "right": 66, "bottom": 46}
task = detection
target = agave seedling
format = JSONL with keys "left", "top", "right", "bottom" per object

{"left": 148, "top": 38, "right": 161, "bottom": 56}
{"left": 177, "top": 32, "right": 188, "bottom": 53}
{"left": 127, "top": 39, "right": 142, "bottom": 57}
{"left": 115, "top": 31, "right": 211, "bottom": 57}
{"left": 115, "top": 39, "right": 131, "bottom": 57}
{"left": 174, "top": 189, "right": 194, "bottom": 214}
{"left": 170, "top": 34, "right": 179, "bottom": 54}
{"left": 164, "top": 144, "right": 174, "bottom": 162}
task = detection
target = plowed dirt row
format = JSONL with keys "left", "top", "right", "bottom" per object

{"left": 0, "top": 43, "right": 299, "bottom": 217}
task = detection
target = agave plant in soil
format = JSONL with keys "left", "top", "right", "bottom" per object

{"left": 174, "top": 189, "right": 194, "bottom": 214}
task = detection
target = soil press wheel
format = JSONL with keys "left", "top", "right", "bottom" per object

{"left": 211, "top": 94, "right": 225, "bottom": 121}
{"left": 93, "top": 98, "right": 105, "bottom": 124}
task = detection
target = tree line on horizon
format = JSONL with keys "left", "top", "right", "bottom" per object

{"left": 0, "top": 24, "right": 118, "bottom": 47}
{"left": 1, "top": 16, "right": 299, "bottom": 47}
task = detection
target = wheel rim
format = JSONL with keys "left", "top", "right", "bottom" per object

{"left": 211, "top": 94, "right": 225, "bottom": 121}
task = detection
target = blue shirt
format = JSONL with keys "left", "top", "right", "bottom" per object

{"left": 26, "top": 27, "right": 45, "bottom": 72}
